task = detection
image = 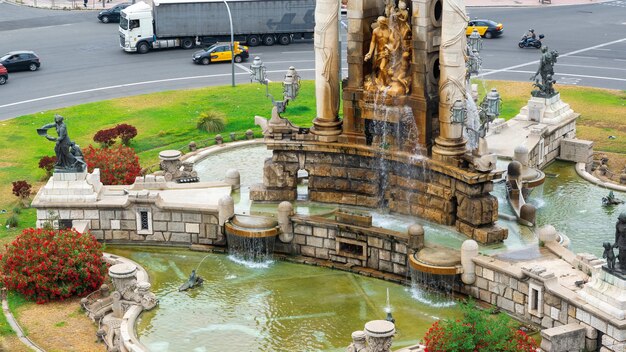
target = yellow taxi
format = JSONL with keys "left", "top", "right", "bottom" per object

{"left": 466, "top": 19, "right": 503, "bottom": 39}
{"left": 192, "top": 41, "right": 250, "bottom": 65}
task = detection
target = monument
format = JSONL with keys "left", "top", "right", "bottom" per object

{"left": 251, "top": 0, "right": 507, "bottom": 244}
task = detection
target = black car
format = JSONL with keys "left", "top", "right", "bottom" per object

{"left": 98, "top": 3, "right": 130, "bottom": 23}
{"left": 0, "top": 51, "right": 41, "bottom": 72}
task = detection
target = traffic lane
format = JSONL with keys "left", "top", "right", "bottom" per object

{"left": 0, "top": 3, "right": 93, "bottom": 31}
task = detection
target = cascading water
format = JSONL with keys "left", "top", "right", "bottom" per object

{"left": 224, "top": 214, "right": 280, "bottom": 265}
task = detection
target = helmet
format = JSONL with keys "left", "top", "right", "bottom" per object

{"left": 529, "top": 29, "right": 534, "bottom": 32}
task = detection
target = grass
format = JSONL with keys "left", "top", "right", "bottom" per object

{"left": 0, "top": 80, "right": 624, "bottom": 242}
{"left": 0, "top": 291, "right": 31, "bottom": 336}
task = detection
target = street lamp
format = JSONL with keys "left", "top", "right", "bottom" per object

{"left": 250, "top": 59, "right": 300, "bottom": 114}
{"left": 222, "top": 0, "right": 235, "bottom": 87}
{"left": 467, "top": 48, "right": 481, "bottom": 76}
{"left": 484, "top": 88, "right": 501, "bottom": 118}
{"left": 450, "top": 100, "right": 467, "bottom": 125}
{"left": 468, "top": 28, "right": 483, "bottom": 53}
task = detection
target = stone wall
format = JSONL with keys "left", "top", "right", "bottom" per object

{"left": 464, "top": 253, "right": 626, "bottom": 352}
{"left": 36, "top": 205, "right": 221, "bottom": 246}
{"left": 528, "top": 117, "right": 577, "bottom": 169}
{"left": 251, "top": 142, "right": 507, "bottom": 244}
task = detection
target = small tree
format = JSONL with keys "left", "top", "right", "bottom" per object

{"left": 38, "top": 155, "right": 57, "bottom": 177}
{"left": 12, "top": 180, "right": 32, "bottom": 206}
{"left": 83, "top": 144, "right": 141, "bottom": 185}
{"left": 0, "top": 228, "right": 107, "bottom": 304}
{"left": 423, "top": 300, "right": 537, "bottom": 352}
{"left": 197, "top": 111, "right": 226, "bottom": 133}
{"left": 93, "top": 128, "right": 119, "bottom": 148}
{"left": 115, "top": 123, "right": 138, "bottom": 146}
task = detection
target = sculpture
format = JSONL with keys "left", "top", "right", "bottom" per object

{"left": 178, "top": 269, "right": 204, "bottom": 291}
{"left": 364, "top": 16, "right": 393, "bottom": 88}
{"left": 531, "top": 47, "right": 559, "bottom": 98}
{"left": 603, "top": 241, "right": 616, "bottom": 271}
{"left": 37, "top": 114, "right": 85, "bottom": 173}
{"left": 602, "top": 190, "right": 624, "bottom": 206}
{"left": 614, "top": 212, "right": 626, "bottom": 272}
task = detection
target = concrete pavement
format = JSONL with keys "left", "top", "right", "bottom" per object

{"left": 2, "top": 0, "right": 613, "bottom": 11}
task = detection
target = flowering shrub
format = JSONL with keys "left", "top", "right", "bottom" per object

{"left": 115, "top": 123, "right": 138, "bottom": 146}
{"left": 11, "top": 180, "right": 32, "bottom": 199}
{"left": 83, "top": 144, "right": 142, "bottom": 185}
{"left": 93, "top": 128, "right": 119, "bottom": 148}
{"left": 0, "top": 228, "right": 107, "bottom": 304}
{"left": 423, "top": 300, "right": 537, "bottom": 352}
{"left": 38, "top": 155, "right": 57, "bottom": 177}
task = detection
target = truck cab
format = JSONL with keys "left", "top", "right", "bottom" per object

{"left": 119, "top": 1, "right": 154, "bottom": 53}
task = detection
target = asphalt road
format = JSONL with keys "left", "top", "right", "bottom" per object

{"left": 0, "top": 1, "right": 624, "bottom": 120}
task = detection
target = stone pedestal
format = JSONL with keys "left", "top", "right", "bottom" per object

{"left": 515, "top": 93, "right": 575, "bottom": 124}
{"left": 36, "top": 170, "right": 102, "bottom": 203}
{"left": 578, "top": 268, "right": 626, "bottom": 320}
{"left": 109, "top": 263, "right": 137, "bottom": 293}
{"left": 364, "top": 320, "right": 395, "bottom": 352}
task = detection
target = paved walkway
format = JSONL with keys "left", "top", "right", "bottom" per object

{"left": 2, "top": 0, "right": 612, "bottom": 11}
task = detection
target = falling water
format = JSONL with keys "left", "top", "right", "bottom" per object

{"left": 464, "top": 90, "right": 481, "bottom": 151}
{"left": 225, "top": 233, "right": 276, "bottom": 266}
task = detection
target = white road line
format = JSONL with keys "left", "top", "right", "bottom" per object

{"left": 479, "top": 37, "right": 626, "bottom": 78}
{"left": 264, "top": 59, "right": 314, "bottom": 64}
{"left": 558, "top": 63, "right": 626, "bottom": 71}
{"left": 566, "top": 55, "right": 599, "bottom": 60}
{"left": 280, "top": 51, "right": 312, "bottom": 54}
{"left": 235, "top": 63, "right": 251, "bottom": 73}
{"left": 592, "top": 48, "right": 612, "bottom": 51}
{"left": 616, "top": 59, "right": 626, "bottom": 62}
{"left": 0, "top": 69, "right": 316, "bottom": 110}
{"left": 487, "top": 69, "right": 626, "bottom": 82}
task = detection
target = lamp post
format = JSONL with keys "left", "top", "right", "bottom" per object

{"left": 450, "top": 100, "right": 467, "bottom": 125}
{"left": 468, "top": 28, "right": 483, "bottom": 53}
{"left": 250, "top": 58, "right": 300, "bottom": 113}
{"left": 222, "top": 0, "right": 235, "bottom": 87}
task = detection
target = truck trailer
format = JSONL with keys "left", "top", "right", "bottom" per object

{"left": 119, "top": 0, "right": 315, "bottom": 53}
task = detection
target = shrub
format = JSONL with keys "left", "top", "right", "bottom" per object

{"left": 197, "top": 111, "right": 226, "bottom": 133}
{"left": 83, "top": 144, "right": 142, "bottom": 185}
{"left": 0, "top": 228, "right": 107, "bottom": 303}
{"left": 93, "top": 128, "right": 119, "bottom": 148}
{"left": 12, "top": 207, "right": 21, "bottom": 215}
{"left": 5, "top": 214, "right": 18, "bottom": 228}
{"left": 115, "top": 123, "right": 138, "bottom": 146}
{"left": 12, "top": 180, "right": 32, "bottom": 199}
{"left": 38, "top": 155, "right": 57, "bottom": 177}
{"left": 423, "top": 300, "right": 537, "bottom": 352}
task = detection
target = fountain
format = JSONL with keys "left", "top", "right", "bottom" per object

{"left": 224, "top": 214, "right": 280, "bottom": 263}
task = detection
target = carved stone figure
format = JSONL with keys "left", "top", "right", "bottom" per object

{"left": 365, "top": 16, "right": 392, "bottom": 88}
{"left": 179, "top": 269, "right": 204, "bottom": 291}
{"left": 37, "top": 114, "right": 84, "bottom": 173}
{"left": 346, "top": 331, "right": 367, "bottom": 352}
{"left": 614, "top": 212, "right": 626, "bottom": 271}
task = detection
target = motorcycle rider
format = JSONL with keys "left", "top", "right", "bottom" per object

{"left": 523, "top": 29, "right": 537, "bottom": 45}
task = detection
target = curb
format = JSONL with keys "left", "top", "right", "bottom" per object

{"left": 1, "top": 289, "right": 46, "bottom": 352}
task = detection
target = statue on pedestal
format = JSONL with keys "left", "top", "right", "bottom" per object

{"left": 37, "top": 114, "right": 85, "bottom": 173}
{"left": 614, "top": 212, "right": 626, "bottom": 272}
{"left": 531, "top": 47, "right": 559, "bottom": 98}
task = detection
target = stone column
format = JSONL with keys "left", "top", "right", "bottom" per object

{"left": 225, "top": 169, "right": 241, "bottom": 191}
{"left": 431, "top": 0, "right": 468, "bottom": 165}
{"left": 218, "top": 195, "right": 234, "bottom": 242}
{"left": 277, "top": 201, "right": 294, "bottom": 243}
{"left": 311, "top": 0, "right": 343, "bottom": 142}
{"left": 108, "top": 263, "right": 137, "bottom": 293}
{"left": 364, "top": 320, "right": 395, "bottom": 352}
{"left": 461, "top": 239, "right": 478, "bottom": 284}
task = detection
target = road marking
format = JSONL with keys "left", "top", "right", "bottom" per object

{"left": 616, "top": 59, "right": 626, "bottom": 62}
{"left": 479, "top": 37, "right": 626, "bottom": 78}
{"left": 280, "top": 51, "right": 312, "bottom": 54}
{"left": 558, "top": 63, "right": 626, "bottom": 71}
{"left": 592, "top": 48, "right": 612, "bottom": 51}
{"left": 566, "top": 55, "right": 599, "bottom": 60}
{"left": 235, "top": 63, "right": 250, "bottom": 73}
{"left": 484, "top": 69, "right": 626, "bottom": 82}
{"left": 0, "top": 68, "right": 317, "bottom": 110}
{"left": 263, "top": 59, "right": 314, "bottom": 64}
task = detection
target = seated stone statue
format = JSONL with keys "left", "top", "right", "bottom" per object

{"left": 178, "top": 269, "right": 204, "bottom": 291}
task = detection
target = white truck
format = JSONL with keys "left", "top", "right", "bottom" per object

{"left": 119, "top": 0, "right": 315, "bottom": 53}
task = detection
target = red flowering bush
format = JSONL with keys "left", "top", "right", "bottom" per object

{"left": 423, "top": 300, "right": 537, "bottom": 352}
{"left": 11, "top": 180, "right": 32, "bottom": 199}
{"left": 0, "top": 228, "right": 107, "bottom": 304}
{"left": 115, "top": 123, "right": 138, "bottom": 146}
{"left": 83, "top": 144, "right": 142, "bottom": 185}
{"left": 38, "top": 155, "right": 57, "bottom": 177}
{"left": 93, "top": 128, "right": 119, "bottom": 148}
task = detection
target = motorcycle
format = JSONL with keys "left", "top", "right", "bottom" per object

{"left": 518, "top": 33, "right": 544, "bottom": 49}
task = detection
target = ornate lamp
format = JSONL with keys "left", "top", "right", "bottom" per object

{"left": 485, "top": 88, "right": 501, "bottom": 118}
{"left": 249, "top": 56, "right": 266, "bottom": 84}
{"left": 450, "top": 99, "right": 467, "bottom": 124}
{"left": 283, "top": 66, "right": 300, "bottom": 101}
{"left": 468, "top": 28, "right": 483, "bottom": 53}
{"left": 467, "top": 49, "right": 481, "bottom": 76}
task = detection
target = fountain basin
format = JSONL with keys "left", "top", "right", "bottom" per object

{"left": 409, "top": 247, "right": 462, "bottom": 275}
{"left": 225, "top": 214, "right": 280, "bottom": 238}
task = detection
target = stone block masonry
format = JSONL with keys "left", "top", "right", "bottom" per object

{"left": 251, "top": 141, "right": 507, "bottom": 244}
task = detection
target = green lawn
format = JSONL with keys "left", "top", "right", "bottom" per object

{"left": 0, "top": 80, "right": 624, "bottom": 245}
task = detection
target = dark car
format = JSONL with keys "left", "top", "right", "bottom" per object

{"left": 0, "top": 64, "right": 7, "bottom": 85}
{"left": 467, "top": 19, "right": 503, "bottom": 39}
{"left": 98, "top": 3, "right": 130, "bottom": 23}
{"left": 0, "top": 51, "right": 41, "bottom": 72}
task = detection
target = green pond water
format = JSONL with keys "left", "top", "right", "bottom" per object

{"left": 108, "top": 246, "right": 461, "bottom": 352}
